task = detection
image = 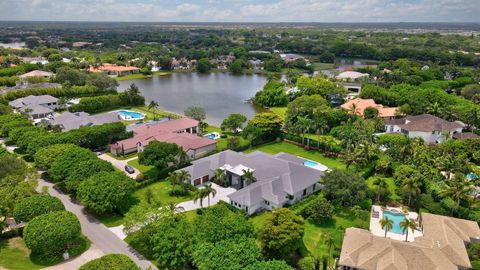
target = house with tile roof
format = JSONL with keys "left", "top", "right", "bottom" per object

{"left": 9, "top": 95, "right": 58, "bottom": 120}
{"left": 338, "top": 213, "right": 480, "bottom": 270}
{"left": 47, "top": 111, "right": 121, "bottom": 131}
{"left": 384, "top": 114, "right": 465, "bottom": 144}
{"left": 180, "top": 150, "right": 325, "bottom": 215}
{"left": 87, "top": 63, "right": 140, "bottom": 76}
{"left": 110, "top": 118, "right": 217, "bottom": 159}
{"left": 19, "top": 70, "right": 54, "bottom": 79}
{"left": 341, "top": 98, "right": 400, "bottom": 118}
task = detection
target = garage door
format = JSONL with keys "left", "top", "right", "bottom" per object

{"left": 202, "top": 175, "right": 209, "bottom": 183}
{"left": 193, "top": 178, "right": 201, "bottom": 186}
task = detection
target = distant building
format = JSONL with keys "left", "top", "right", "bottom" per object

{"left": 72, "top": 42, "right": 93, "bottom": 47}
{"left": 279, "top": 53, "right": 304, "bottom": 63}
{"left": 19, "top": 70, "right": 54, "bottom": 80}
{"left": 19, "top": 57, "right": 48, "bottom": 65}
{"left": 336, "top": 71, "right": 369, "bottom": 81}
{"left": 181, "top": 150, "right": 325, "bottom": 215}
{"left": 210, "top": 54, "right": 236, "bottom": 70}
{"left": 110, "top": 118, "right": 216, "bottom": 159}
{"left": 9, "top": 95, "right": 58, "bottom": 120}
{"left": 47, "top": 111, "right": 121, "bottom": 131}
{"left": 88, "top": 63, "right": 140, "bottom": 76}
{"left": 341, "top": 98, "right": 400, "bottom": 118}
{"left": 171, "top": 58, "right": 196, "bottom": 70}
{"left": 248, "top": 59, "right": 264, "bottom": 70}
{"left": 384, "top": 114, "right": 465, "bottom": 144}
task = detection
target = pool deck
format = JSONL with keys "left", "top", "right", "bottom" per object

{"left": 370, "top": 205, "right": 423, "bottom": 242}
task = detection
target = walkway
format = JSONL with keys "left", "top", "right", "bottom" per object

{"left": 36, "top": 178, "right": 157, "bottom": 270}
{"left": 43, "top": 245, "right": 104, "bottom": 270}
{"left": 98, "top": 153, "right": 139, "bottom": 179}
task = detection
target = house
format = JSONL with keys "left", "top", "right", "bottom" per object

{"left": 453, "top": 132, "right": 480, "bottom": 140}
{"left": 248, "top": 59, "right": 264, "bottom": 70}
{"left": 338, "top": 213, "right": 480, "bottom": 270}
{"left": 110, "top": 118, "right": 216, "bottom": 159}
{"left": 19, "top": 70, "right": 54, "bottom": 80}
{"left": 180, "top": 150, "right": 325, "bottom": 215}
{"left": 336, "top": 71, "right": 369, "bottom": 81}
{"left": 209, "top": 54, "right": 236, "bottom": 69}
{"left": 9, "top": 95, "right": 58, "bottom": 120}
{"left": 279, "top": 53, "right": 304, "bottom": 63}
{"left": 87, "top": 63, "right": 140, "bottom": 76}
{"left": 384, "top": 114, "right": 465, "bottom": 144}
{"left": 341, "top": 98, "right": 400, "bottom": 118}
{"left": 72, "top": 42, "right": 93, "bottom": 47}
{"left": 19, "top": 57, "right": 48, "bottom": 65}
{"left": 47, "top": 111, "right": 120, "bottom": 131}
{"left": 171, "top": 58, "right": 196, "bottom": 70}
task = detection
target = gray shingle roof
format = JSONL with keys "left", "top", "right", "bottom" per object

{"left": 48, "top": 111, "right": 120, "bottom": 131}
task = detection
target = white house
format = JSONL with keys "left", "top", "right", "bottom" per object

{"left": 384, "top": 114, "right": 465, "bottom": 144}
{"left": 9, "top": 95, "right": 59, "bottom": 120}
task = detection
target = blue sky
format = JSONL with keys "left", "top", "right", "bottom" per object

{"left": 1, "top": 0, "right": 480, "bottom": 22}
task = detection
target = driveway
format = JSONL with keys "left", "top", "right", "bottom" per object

{"left": 36, "top": 177, "right": 157, "bottom": 270}
{"left": 43, "top": 244, "right": 104, "bottom": 270}
{"left": 98, "top": 153, "right": 139, "bottom": 179}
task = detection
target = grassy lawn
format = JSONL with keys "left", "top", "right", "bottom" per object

{"left": 311, "top": 62, "right": 335, "bottom": 70}
{"left": 127, "top": 158, "right": 153, "bottom": 174}
{"left": 245, "top": 141, "right": 345, "bottom": 169}
{"left": 366, "top": 177, "right": 401, "bottom": 201}
{"left": 123, "top": 105, "right": 180, "bottom": 121}
{"left": 204, "top": 126, "right": 249, "bottom": 151}
{"left": 115, "top": 71, "right": 172, "bottom": 81}
{"left": 269, "top": 107, "right": 287, "bottom": 120}
{"left": 250, "top": 205, "right": 369, "bottom": 263}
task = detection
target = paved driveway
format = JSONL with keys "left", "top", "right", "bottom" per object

{"left": 43, "top": 244, "right": 104, "bottom": 270}
{"left": 36, "top": 177, "right": 157, "bottom": 270}
{"left": 98, "top": 154, "right": 139, "bottom": 179}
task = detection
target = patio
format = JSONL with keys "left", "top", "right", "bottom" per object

{"left": 369, "top": 205, "right": 423, "bottom": 242}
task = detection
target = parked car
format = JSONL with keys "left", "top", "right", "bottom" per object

{"left": 93, "top": 146, "right": 107, "bottom": 155}
{"left": 124, "top": 165, "right": 135, "bottom": 174}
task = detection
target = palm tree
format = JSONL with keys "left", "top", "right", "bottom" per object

{"left": 372, "top": 177, "right": 389, "bottom": 203}
{"left": 402, "top": 177, "right": 421, "bottom": 207}
{"left": 177, "top": 149, "right": 189, "bottom": 166}
{"left": 213, "top": 168, "right": 228, "bottom": 186}
{"left": 167, "top": 171, "right": 180, "bottom": 189}
{"left": 399, "top": 218, "right": 417, "bottom": 242}
{"left": 165, "top": 202, "right": 185, "bottom": 217}
{"left": 379, "top": 216, "right": 393, "bottom": 238}
{"left": 177, "top": 170, "right": 191, "bottom": 193}
{"left": 203, "top": 184, "right": 217, "bottom": 207}
{"left": 148, "top": 100, "right": 159, "bottom": 120}
{"left": 193, "top": 189, "right": 208, "bottom": 208}
{"left": 143, "top": 188, "right": 155, "bottom": 205}
{"left": 324, "top": 233, "right": 335, "bottom": 267}
{"left": 439, "top": 174, "right": 475, "bottom": 215}
{"left": 242, "top": 169, "right": 256, "bottom": 187}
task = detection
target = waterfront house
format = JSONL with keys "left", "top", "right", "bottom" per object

{"left": 9, "top": 95, "right": 58, "bottom": 120}
{"left": 87, "top": 63, "right": 140, "bottom": 76}
{"left": 47, "top": 111, "right": 120, "bottom": 131}
{"left": 248, "top": 59, "right": 264, "bottom": 70}
{"left": 180, "top": 150, "right": 325, "bottom": 215}
{"left": 336, "top": 71, "right": 369, "bottom": 81}
{"left": 279, "top": 53, "right": 304, "bottom": 63}
{"left": 341, "top": 98, "right": 400, "bottom": 119}
{"left": 110, "top": 118, "right": 216, "bottom": 159}
{"left": 384, "top": 114, "right": 465, "bottom": 144}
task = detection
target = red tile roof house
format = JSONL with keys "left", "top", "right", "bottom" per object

{"left": 110, "top": 118, "right": 217, "bottom": 159}
{"left": 88, "top": 63, "right": 140, "bottom": 76}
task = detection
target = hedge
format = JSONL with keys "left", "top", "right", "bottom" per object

{"left": 3, "top": 85, "right": 116, "bottom": 100}
{"left": 70, "top": 93, "right": 145, "bottom": 114}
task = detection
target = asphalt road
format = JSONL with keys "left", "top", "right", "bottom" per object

{"left": 36, "top": 177, "right": 157, "bottom": 270}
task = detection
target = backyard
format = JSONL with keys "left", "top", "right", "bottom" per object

{"left": 245, "top": 141, "right": 345, "bottom": 169}
{"left": 204, "top": 125, "right": 250, "bottom": 151}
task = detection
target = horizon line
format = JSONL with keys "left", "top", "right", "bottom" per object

{"left": 1, "top": 20, "right": 479, "bottom": 24}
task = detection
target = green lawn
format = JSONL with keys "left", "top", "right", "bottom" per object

{"left": 311, "top": 62, "right": 335, "bottom": 70}
{"left": 115, "top": 71, "right": 172, "bottom": 81}
{"left": 204, "top": 126, "right": 249, "bottom": 151}
{"left": 127, "top": 158, "right": 153, "bottom": 174}
{"left": 122, "top": 105, "right": 180, "bottom": 122}
{"left": 245, "top": 141, "right": 345, "bottom": 169}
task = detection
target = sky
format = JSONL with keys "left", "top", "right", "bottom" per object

{"left": 1, "top": 0, "right": 480, "bottom": 23}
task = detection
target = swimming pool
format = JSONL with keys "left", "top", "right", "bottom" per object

{"left": 466, "top": 172, "right": 478, "bottom": 180}
{"left": 203, "top": 132, "right": 220, "bottom": 140}
{"left": 383, "top": 210, "right": 406, "bottom": 234}
{"left": 304, "top": 160, "right": 319, "bottom": 167}
{"left": 118, "top": 110, "right": 145, "bottom": 121}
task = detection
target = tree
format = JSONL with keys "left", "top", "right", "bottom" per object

{"left": 298, "top": 256, "right": 317, "bottom": 270}
{"left": 244, "top": 260, "right": 294, "bottom": 270}
{"left": 79, "top": 254, "right": 140, "bottom": 270}
{"left": 138, "top": 141, "right": 180, "bottom": 170}
{"left": 193, "top": 189, "right": 208, "bottom": 208}
{"left": 254, "top": 81, "right": 288, "bottom": 107}
{"left": 213, "top": 168, "right": 228, "bottom": 186}
{"left": 13, "top": 194, "right": 65, "bottom": 222}
{"left": 304, "top": 197, "right": 334, "bottom": 224}
{"left": 48, "top": 147, "right": 97, "bottom": 182}
{"left": 439, "top": 174, "right": 475, "bottom": 215}
{"left": 197, "top": 58, "right": 211, "bottom": 73}
{"left": 285, "top": 94, "right": 331, "bottom": 129}
{"left": 227, "top": 136, "right": 241, "bottom": 150}
{"left": 242, "top": 169, "right": 256, "bottom": 187}
{"left": 151, "top": 218, "right": 195, "bottom": 270}
{"left": 399, "top": 218, "right": 417, "bottom": 242}
{"left": 147, "top": 100, "right": 159, "bottom": 120}
{"left": 320, "top": 169, "right": 367, "bottom": 207}
{"left": 77, "top": 171, "right": 136, "bottom": 214}
{"left": 393, "top": 165, "right": 423, "bottom": 207}
{"left": 55, "top": 67, "right": 87, "bottom": 86}
{"left": 193, "top": 237, "right": 262, "bottom": 270}
{"left": 184, "top": 106, "right": 206, "bottom": 122}
{"left": 242, "top": 125, "right": 263, "bottom": 146}
{"left": 64, "top": 159, "right": 115, "bottom": 193}
{"left": 203, "top": 183, "right": 217, "bottom": 207}
{"left": 324, "top": 233, "right": 335, "bottom": 267}
{"left": 363, "top": 106, "right": 379, "bottom": 119}
{"left": 229, "top": 59, "right": 244, "bottom": 74}
{"left": 379, "top": 216, "right": 393, "bottom": 238}
{"left": 85, "top": 72, "right": 118, "bottom": 91}
{"left": 221, "top": 113, "right": 247, "bottom": 133}
{"left": 34, "top": 143, "right": 79, "bottom": 170}
{"left": 258, "top": 208, "right": 304, "bottom": 258}
{"left": 248, "top": 112, "right": 283, "bottom": 139}
{"left": 23, "top": 211, "right": 81, "bottom": 258}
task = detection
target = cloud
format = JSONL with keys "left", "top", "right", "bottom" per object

{"left": 0, "top": 0, "right": 479, "bottom": 22}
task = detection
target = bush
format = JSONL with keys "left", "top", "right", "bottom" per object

{"left": 3, "top": 85, "right": 114, "bottom": 101}
{"left": 244, "top": 260, "right": 294, "bottom": 270}
{"left": 168, "top": 185, "right": 189, "bottom": 196}
{"left": 34, "top": 144, "right": 80, "bottom": 170}
{"left": 79, "top": 254, "right": 140, "bottom": 270}
{"left": 69, "top": 92, "right": 145, "bottom": 114}
{"left": 23, "top": 211, "right": 81, "bottom": 259}
{"left": 13, "top": 195, "right": 65, "bottom": 222}
{"left": 135, "top": 173, "right": 145, "bottom": 182}
{"left": 48, "top": 147, "right": 97, "bottom": 182}
{"left": 303, "top": 197, "right": 334, "bottom": 224}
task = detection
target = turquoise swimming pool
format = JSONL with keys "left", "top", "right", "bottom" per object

{"left": 118, "top": 110, "right": 145, "bottom": 120}
{"left": 383, "top": 210, "right": 406, "bottom": 234}
{"left": 304, "top": 160, "right": 319, "bottom": 167}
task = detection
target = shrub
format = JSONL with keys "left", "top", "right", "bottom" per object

{"left": 13, "top": 195, "right": 65, "bottom": 222}
{"left": 48, "top": 147, "right": 97, "bottom": 182}
{"left": 34, "top": 144, "right": 79, "bottom": 170}
{"left": 303, "top": 197, "right": 334, "bottom": 224}
{"left": 79, "top": 254, "right": 140, "bottom": 270}
{"left": 168, "top": 186, "right": 189, "bottom": 196}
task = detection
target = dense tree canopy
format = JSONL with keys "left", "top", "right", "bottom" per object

{"left": 221, "top": 113, "right": 247, "bottom": 133}
{"left": 48, "top": 147, "right": 97, "bottom": 182}
{"left": 320, "top": 169, "right": 367, "bottom": 207}
{"left": 138, "top": 141, "right": 180, "bottom": 170}
{"left": 79, "top": 254, "right": 140, "bottom": 270}
{"left": 13, "top": 195, "right": 65, "bottom": 222}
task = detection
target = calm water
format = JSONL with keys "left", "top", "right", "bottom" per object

{"left": 117, "top": 72, "right": 267, "bottom": 126}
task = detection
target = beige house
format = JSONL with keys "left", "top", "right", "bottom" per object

{"left": 339, "top": 213, "right": 480, "bottom": 270}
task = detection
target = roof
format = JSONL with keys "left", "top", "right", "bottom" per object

{"left": 336, "top": 71, "right": 369, "bottom": 80}
{"left": 453, "top": 132, "right": 480, "bottom": 140}
{"left": 339, "top": 213, "right": 480, "bottom": 270}
{"left": 9, "top": 95, "right": 58, "bottom": 116}
{"left": 341, "top": 98, "right": 400, "bottom": 118}
{"left": 398, "top": 114, "right": 464, "bottom": 132}
{"left": 111, "top": 118, "right": 215, "bottom": 152}
{"left": 88, "top": 63, "right": 140, "bottom": 73}
{"left": 19, "top": 70, "right": 54, "bottom": 78}
{"left": 48, "top": 111, "right": 120, "bottom": 131}
{"left": 181, "top": 150, "right": 324, "bottom": 206}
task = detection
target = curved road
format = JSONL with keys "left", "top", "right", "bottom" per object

{"left": 36, "top": 177, "right": 157, "bottom": 270}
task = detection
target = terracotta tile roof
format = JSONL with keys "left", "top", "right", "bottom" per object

{"left": 341, "top": 98, "right": 400, "bottom": 118}
{"left": 88, "top": 63, "right": 140, "bottom": 73}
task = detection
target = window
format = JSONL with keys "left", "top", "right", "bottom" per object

{"left": 313, "top": 184, "right": 316, "bottom": 191}
{"left": 265, "top": 200, "right": 270, "bottom": 206}
{"left": 303, "top": 189, "right": 307, "bottom": 196}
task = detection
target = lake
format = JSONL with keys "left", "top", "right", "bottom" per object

{"left": 117, "top": 72, "right": 267, "bottom": 126}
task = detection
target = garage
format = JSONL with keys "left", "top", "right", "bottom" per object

{"left": 202, "top": 175, "right": 209, "bottom": 184}
{"left": 193, "top": 178, "right": 201, "bottom": 186}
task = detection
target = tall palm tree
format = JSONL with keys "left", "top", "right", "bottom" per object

{"left": 177, "top": 170, "right": 191, "bottom": 193}
{"left": 148, "top": 100, "right": 159, "bottom": 120}
{"left": 439, "top": 175, "right": 475, "bottom": 215}
{"left": 379, "top": 216, "right": 393, "bottom": 238}
{"left": 372, "top": 177, "right": 389, "bottom": 203}
{"left": 177, "top": 149, "right": 189, "bottom": 166}
{"left": 213, "top": 168, "right": 227, "bottom": 186}
{"left": 203, "top": 184, "right": 217, "bottom": 207}
{"left": 193, "top": 189, "right": 208, "bottom": 208}
{"left": 402, "top": 177, "right": 421, "bottom": 207}
{"left": 324, "top": 233, "right": 335, "bottom": 267}
{"left": 165, "top": 202, "right": 185, "bottom": 217}
{"left": 167, "top": 171, "right": 180, "bottom": 189}
{"left": 242, "top": 169, "right": 256, "bottom": 187}
{"left": 399, "top": 218, "right": 417, "bottom": 242}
